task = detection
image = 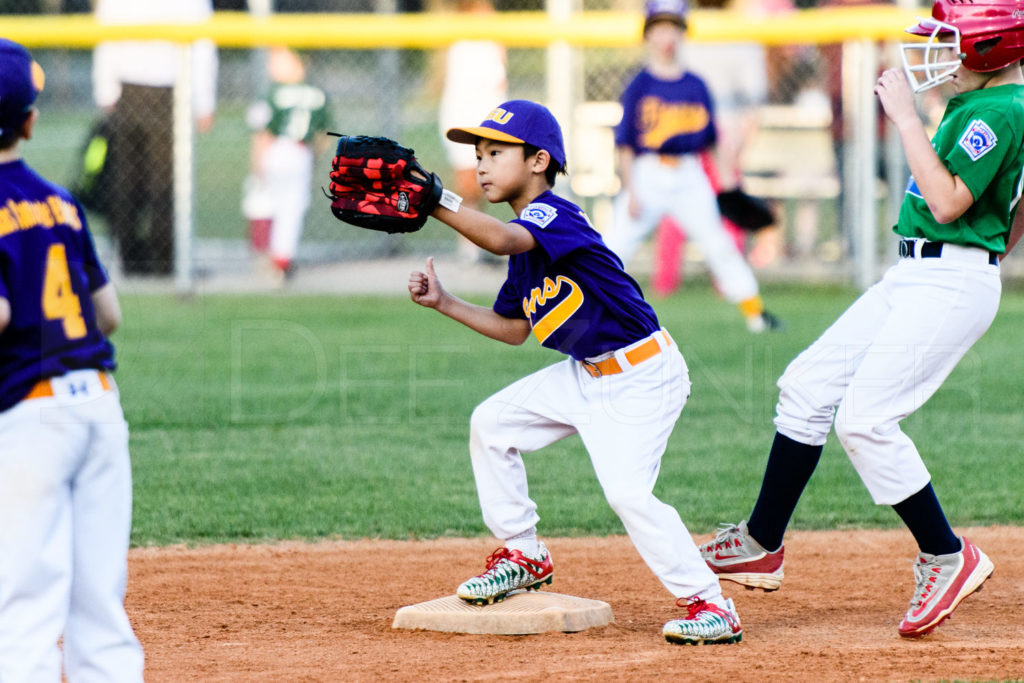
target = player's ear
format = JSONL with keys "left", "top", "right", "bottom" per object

{"left": 20, "top": 108, "right": 39, "bottom": 141}
{"left": 531, "top": 148, "right": 551, "bottom": 175}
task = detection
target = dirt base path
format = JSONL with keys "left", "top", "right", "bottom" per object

{"left": 128, "top": 527, "right": 1024, "bottom": 681}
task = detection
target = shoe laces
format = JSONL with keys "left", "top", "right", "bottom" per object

{"left": 675, "top": 597, "right": 710, "bottom": 619}
{"left": 909, "top": 556, "right": 943, "bottom": 607}
{"left": 674, "top": 597, "right": 738, "bottom": 628}
{"left": 483, "top": 547, "right": 512, "bottom": 572}
{"left": 706, "top": 523, "right": 743, "bottom": 551}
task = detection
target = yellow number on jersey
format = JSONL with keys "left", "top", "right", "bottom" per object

{"left": 42, "top": 243, "right": 87, "bottom": 340}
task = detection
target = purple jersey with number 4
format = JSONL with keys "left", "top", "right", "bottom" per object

{"left": 0, "top": 159, "right": 115, "bottom": 412}
{"left": 493, "top": 190, "right": 660, "bottom": 360}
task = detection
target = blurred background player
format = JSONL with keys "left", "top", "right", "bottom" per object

{"left": 0, "top": 39, "right": 144, "bottom": 681}
{"left": 700, "top": 0, "right": 1024, "bottom": 639}
{"left": 92, "top": 0, "right": 218, "bottom": 277}
{"left": 245, "top": 45, "right": 330, "bottom": 282}
{"left": 605, "top": 0, "right": 782, "bottom": 332}
{"left": 436, "top": 0, "right": 508, "bottom": 264}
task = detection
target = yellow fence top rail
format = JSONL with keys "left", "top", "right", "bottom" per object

{"left": 3, "top": 6, "right": 921, "bottom": 49}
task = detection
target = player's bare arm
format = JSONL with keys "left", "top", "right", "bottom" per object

{"left": 409, "top": 256, "right": 531, "bottom": 345}
{"left": 0, "top": 296, "right": 9, "bottom": 334}
{"left": 433, "top": 204, "right": 536, "bottom": 255}
{"left": 91, "top": 283, "right": 121, "bottom": 336}
{"left": 875, "top": 68, "right": 974, "bottom": 224}
{"left": 1004, "top": 203, "right": 1024, "bottom": 260}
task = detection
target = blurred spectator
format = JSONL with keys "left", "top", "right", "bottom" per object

{"left": 92, "top": 0, "right": 218, "bottom": 276}
{"left": 437, "top": 0, "right": 507, "bottom": 263}
{"left": 244, "top": 46, "right": 330, "bottom": 282}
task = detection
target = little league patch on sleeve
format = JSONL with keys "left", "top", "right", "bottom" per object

{"left": 520, "top": 203, "right": 558, "bottom": 228}
{"left": 958, "top": 119, "right": 998, "bottom": 161}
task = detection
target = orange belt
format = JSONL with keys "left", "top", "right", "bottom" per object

{"left": 581, "top": 330, "right": 673, "bottom": 378}
{"left": 658, "top": 154, "right": 682, "bottom": 168}
{"left": 24, "top": 372, "right": 111, "bottom": 400}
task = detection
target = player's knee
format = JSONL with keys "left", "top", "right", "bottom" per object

{"left": 774, "top": 382, "right": 833, "bottom": 445}
{"left": 833, "top": 405, "right": 873, "bottom": 451}
{"left": 469, "top": 399, "right": 503, "bottom": 441}
{"left": 602, "top": 487, "right": 650, "bottom": 519}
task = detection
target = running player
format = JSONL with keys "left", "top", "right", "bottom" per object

{"left": 408, "top": 99, "right": 742, "bottom": 644}
{"left": 700, "top": 0, "right": 1024, "bottom": 638}
{"left": 0, "top": 39, "right": 144, "bottom": 679}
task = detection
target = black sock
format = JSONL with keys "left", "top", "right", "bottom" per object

{"left": 892, "top": 484, "right": 961, "bottom": 556}
{"left": 746, "top": 432, "right": 824, "bottom": 551}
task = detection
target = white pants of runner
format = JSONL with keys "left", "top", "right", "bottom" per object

{"left": 468, "top": 330, "right": 722, "bottom": 601}
{"left": 266, "top": 136, "right": 314, "bottom": 265}
{"left": 0, "top": 370, "right": 143, "bottom": 683}
{"left": 774, "top": 242, "right": 1001, "bottom": 504}
{"left": 605, "top": 153, "right": 760, "bottom": 304}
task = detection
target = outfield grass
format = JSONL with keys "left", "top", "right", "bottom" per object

{"left": 117, "top": 282, "right": 1024, "bottom": 546}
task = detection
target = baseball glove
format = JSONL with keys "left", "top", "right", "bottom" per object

{"left": 326, "top": 134, "right": 443, "bottom": 234}
{"left": 716, "top": 188, "right": 775, "bottom": 232}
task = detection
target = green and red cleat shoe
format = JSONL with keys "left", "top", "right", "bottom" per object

{"left": 456, "top": 543, "right": 553, "bottom": 605}
{"left": 663, "top": 597, "right": 743, "bottom": 645}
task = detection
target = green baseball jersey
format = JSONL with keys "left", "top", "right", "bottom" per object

{"left": 895, "top": 84, "right": 1024, "bottom": 253}
{"left": 262, "top": 82, "right": 329, "bottom": 145}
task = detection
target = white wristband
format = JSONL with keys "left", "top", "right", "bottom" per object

{"left": 439, "top": 188, "right": 463, "bottom": 213}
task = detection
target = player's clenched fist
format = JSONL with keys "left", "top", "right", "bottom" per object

{"left": 874, "top": 68, "right": 917, "bottom": 127}
{"left": 409, "top": 256, "right": 444, "bottom": 308}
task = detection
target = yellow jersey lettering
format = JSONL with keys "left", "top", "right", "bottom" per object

{"left": 524, "top": 275, "right": 585, "bottom": 344}
{"left": 638, "top": 97, "right": 710, "bottom": 150}
{"left": 0, "top": 207, "right": 16, "bottom": 238}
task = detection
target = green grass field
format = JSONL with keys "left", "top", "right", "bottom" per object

{"left": 117, "top": 282, "right": 1024, "bottom": 546}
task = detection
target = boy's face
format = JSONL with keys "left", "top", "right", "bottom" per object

{"left": 474, "top": 138, "right": 541, "bottom": 203}
{"left": 948, "top": 59, "right": 991, "bottom": 94}
{"left": 645, "top": 20, "right": 684, "bottom": 62}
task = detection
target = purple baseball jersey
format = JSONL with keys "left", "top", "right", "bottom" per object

{"left": 493, "top": 190, "right": 660, "bottom": 360}
{"left": 615, "top": 69, "right": 717, "bottom": 155}
{"left": 0, "top": 159, "right": 115, "bottom": 412}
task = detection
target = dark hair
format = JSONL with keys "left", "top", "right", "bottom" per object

{"left": 523, "top": 143, "right": 567, "bottom": 187}
{"left": 0, "top": 110, "right": 30, "bottom": 150}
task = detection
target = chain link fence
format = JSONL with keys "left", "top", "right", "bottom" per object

{"left": 12, "top": 0, "right": 996, "bottom": 291}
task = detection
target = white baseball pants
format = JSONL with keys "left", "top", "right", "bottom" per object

{"left": 0, "top": 370, "right": 143, "bottom": 682}
{"left": 774, "top": 246, "right": 1000, "bottom": 505}
{"left": 468, "top": 331, "right": 722, "bottom": 601}
{"left": 605, "top": 154, "right": 760, "bottom": 304}
{"left": 265, "top": 137, "right": 314, "bottom": 264}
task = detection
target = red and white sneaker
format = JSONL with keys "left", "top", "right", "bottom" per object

{"left": 456, "top": 543, "right": 553, "bottom": 605}
{"left": 699, "top": 521, "right": 784, "bottom": 591}
{"left": 898, "top": 536, "right": 994, "bottom": 639}
{"left": 663, "top": 597, "right": 743, "bottom": 645}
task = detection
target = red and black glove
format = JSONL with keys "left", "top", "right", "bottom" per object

{"left": 326, "top": 135, "right": 443, "bottom": 234}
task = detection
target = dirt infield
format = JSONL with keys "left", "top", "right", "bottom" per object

{"left": 128, "top": 527, "right": 1024, "bottom": 682}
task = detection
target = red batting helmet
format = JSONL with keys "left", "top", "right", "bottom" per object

{"left": 902, "top": 0, "right": 1024, "bottom": 91}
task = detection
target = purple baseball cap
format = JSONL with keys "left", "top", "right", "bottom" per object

{"left": 0, "top": 39, "right": 45, "bottom": 137}
{"left": 446, "top": 99, "right": 566, "bottom": 169}
{"left": 644, "top": 0, "right": 688, "bottom": 31}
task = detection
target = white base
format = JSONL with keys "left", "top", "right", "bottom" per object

{"left": 392, "top": 590, "right": 613, "bottom": 635}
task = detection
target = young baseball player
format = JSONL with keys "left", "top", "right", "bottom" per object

{"left": 605, "top": 0, "right": 782, "bottom": 333}
{"left": 700, "top": 0, "right": 1024, "bottom": 639}
{"left": 246, "top": 46, "right": 330, "bottom": 281}
{"left": 408, "top": 99, "right": 742, "bottom": 645}
{"left": 0, "top": 39, "right": 144, "bottom": 679}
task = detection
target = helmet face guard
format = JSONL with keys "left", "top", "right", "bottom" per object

{"left": 901, "top": 18, "right": 964, "bottom": 92}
